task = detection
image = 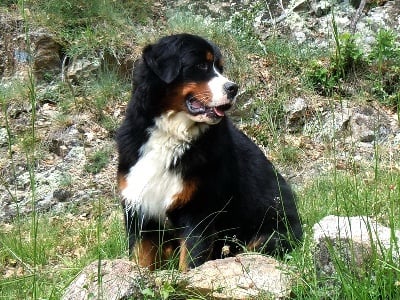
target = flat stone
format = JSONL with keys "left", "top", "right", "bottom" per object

{"left": 184, "top": 254, "right": 295, "bottom": 299}
{"left": 62, "top": 259, "right": 154, "bottom": 300}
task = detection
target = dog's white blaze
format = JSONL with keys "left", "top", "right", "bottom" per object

{"left": 208, "top": 68, "right": 231, "bottom": 105}
{"left": 122, "top": 111, "right": 207, "bottom": 219}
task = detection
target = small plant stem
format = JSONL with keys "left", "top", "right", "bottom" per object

{"left": 19, "top": 0, "right": 39, "bottom": 297}
{"left": 97, "top": 197, "right": 103, "bottom": 298}
{"left": 1, "top": 90, "right": 24, "bottom": 246}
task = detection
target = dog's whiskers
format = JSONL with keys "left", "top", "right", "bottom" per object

{"left": 192, "top": 94, "right": 211, "bottom": 105}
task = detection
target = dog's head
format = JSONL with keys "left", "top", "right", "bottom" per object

{"left": 140, "top": 33, "right": 238, "bottom": 125}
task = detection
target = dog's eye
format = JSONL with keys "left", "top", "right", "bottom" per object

{"left": 196, "top": 63, "right": 209, "bottom": 71}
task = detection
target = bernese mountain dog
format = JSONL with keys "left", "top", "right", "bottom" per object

{"left": 116, "top": 33, "right": 302, "bottom": 271}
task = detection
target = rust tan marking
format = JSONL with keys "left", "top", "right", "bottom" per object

{"left": 117, "top": 171, "right": 128, "bottom": 191}
{"left": 206, "top": 51, "right": 214, "bottom": 62}
{"left": 217, "top": 58, "right": 224, "bottom": 70}
{"left": 179, "top": 239, "right": 189, "bottom": 272}
{"left": 164, "top": 82, "right": 212, "bottom": 113}
{"left": 246, "top": 236, "right": 266, "bottom": 251}
{"left": 168, "top": 179, "right": 198, "bottom": 212}
{"left": 133, "top": 239, "right": 158, "bottom": 271}
{"left": 181, "top": 82, "right": 211, "bottom": 106}
{"left": 162, "top": 242, "right": 177, "bottom": 261}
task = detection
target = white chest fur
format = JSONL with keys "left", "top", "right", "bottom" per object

{"left": 121, "top": 111, "right": 207, "bottom": 219}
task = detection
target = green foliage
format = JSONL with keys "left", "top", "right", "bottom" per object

{"left": 84, "top": 148, "right": 110, "bottom": 174}
{"left": 293, "top": 169, "right": 400, "bottom": 299}
{"left": 25, "top": 0, "right": 153, "bottom": 58}
{"left": 0, "top": 0, "right": 17, "bottom": 6}
{"left": 307, "top": 59, "right": 338, "bottom": 96}
{"left": 86, "top": 66, "right": 129, "bottom": 120}
{"left": 369, "top": 29, "right": 400, "bottom": 62}
{"left": 306, "top": 32, "right": 364, "bottom": 96}
{"left": 277, "top": 145, "right": 302, "bottom": 166}
{"left": 298, "top": 170, "right": 400, "bottom": 229}
{"left": 242, "top": 96, "right": 286, "bottom": 147}
{"left": 0, "top": 210, "right": 125, "bottom": 299}
{"left": 228, "top": 1, "right": 265, "bottom": 54}
{"left": 29, "top": 0, "right": 152, "bottom": 29}
{"left": 368, "top": 29, "right": 400, "bottom": 107}
{"left": 306, "top": 25, "right": 400, "bottom": 109}
{"left": 334, "top": 32, "right": 364, "bottom": 76}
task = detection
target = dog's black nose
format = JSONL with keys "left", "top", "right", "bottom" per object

{"left": 224, "top": 82, "right": 238, "bottom": 100}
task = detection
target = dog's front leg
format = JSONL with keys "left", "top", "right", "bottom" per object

{"left": 124, "top": 211, "right": 164, "bottom": 270}
{"left": 179, "top": 227, "right": 215, "bottom": 270}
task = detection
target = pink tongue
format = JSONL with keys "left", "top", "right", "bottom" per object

{"left": 213, "top": 107, "right": 225, "bottom": 117}
{"left": 192, "top": 100, "right": 204, "bottom": 109}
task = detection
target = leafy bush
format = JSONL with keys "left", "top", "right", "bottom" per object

{"left": 306, "top": 26, "right": 400, "bottom": 111}
{"left": 306, "top": 32, "right": 364, "bottom": 96}
{"left": 368, "top": 29, "right": 400, "bottom": 107}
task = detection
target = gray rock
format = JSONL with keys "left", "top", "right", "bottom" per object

{"left": 311, "top": 0, "right": 332, "bottom": 17}
{"left": 62, "top": 254, "right": 295, "bottom": 300}
{"left": 0, "top": 146, "right": 87, "bottom": 222}
{"left": 62, "top": 259, "right": 154, "bottom": 300}
{"left": 0, "top": 12, "right": 25, "bottom": 78}
{"left": 317, "top": 105, "right": 352, "bottom": 141}
{"left": 66, "top": 58, "right": 101, "bottom": 84}
{"left": 284, "top": 97, "right": 309, "bottom": 132}
{"left": 313, "top": 215, "right": 400, "bottom": 279}
{"left": 305, "top": 103, "right": 397, "bottom": 143}
{"left": 33, "top": 33, "right": 62, "bottom": 81}
{"left": 0, "top": 128, "right": 9, "bottom": 147}
{"left": 350, "top": 106, "right": 394, "bottom": 142}
{"left": 1, "top": 13, "right": 62, "bottom": 81}
{"left": 53, "top": 188, "right": 72, "bottom": 202}
{"left": 48, "top": 125, "right": 84, "bottom": 157}
{"left": 184, "top": 254, "right": 294, "bottom": 299}
{"left": 350, "top": 112, "right": 376, "bottom": 142}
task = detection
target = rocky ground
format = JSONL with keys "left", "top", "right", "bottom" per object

{"left": 1, "top": 0, "right": 399, "bottom": 224}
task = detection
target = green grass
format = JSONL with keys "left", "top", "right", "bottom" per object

{"left": 1, "top": 1, "right": 400, "bottom": 299}
{"left": 298, "top": 170, "right": 400, "bottom": 228}
{"left": 0, "top": 209, "right": 126, "bottom": 299}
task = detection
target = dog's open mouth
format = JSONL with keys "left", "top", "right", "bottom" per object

{"left": 186, "top": 96, "right": 232, "bottom": 118}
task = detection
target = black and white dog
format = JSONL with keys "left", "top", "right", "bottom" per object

{"left": 117, "top": 33, "right": 302, "bottom": 270}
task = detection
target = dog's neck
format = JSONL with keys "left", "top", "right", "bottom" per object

{"left": 153, "top": 111, "right": 209, "bottom": 143}
{"left": 138, "top": 111, "right": 208, "bottom": 167}
{"left": 123, "top": 111, "right": 210, "bottom": 217}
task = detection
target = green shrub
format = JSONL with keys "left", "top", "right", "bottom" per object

{"left": 368, "top": 29, "right": 400, "bottom": 107}
{"left": 306, "top": 32, "right": 364, "bottom": 96}
{"left": 84, "top": 148, "right": 110, "bottom": 174}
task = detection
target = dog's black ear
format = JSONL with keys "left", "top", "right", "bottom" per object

{"left": 143, "top": 44, "right": 181, "bottom": 84}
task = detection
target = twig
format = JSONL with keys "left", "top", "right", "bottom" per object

{"left": 264, "top": 0, "right": 306, "bottom": 25}
{"left": 350, "top": 0, "right": 367, "bottom": 34}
